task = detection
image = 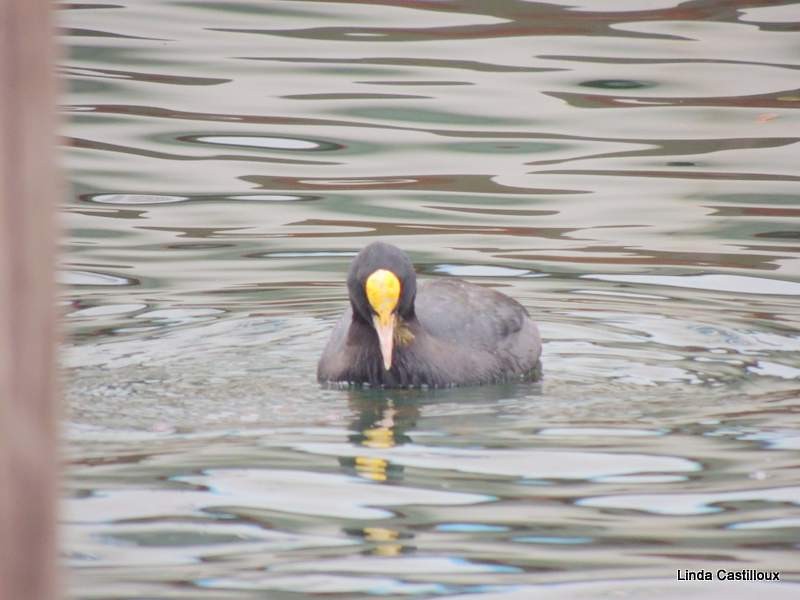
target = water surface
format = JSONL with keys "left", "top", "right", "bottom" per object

{"left": 61, "top": 1, "right": 800, "bottom": 597}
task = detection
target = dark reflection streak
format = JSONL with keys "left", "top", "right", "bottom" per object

{"left": 540, "top": 55, "right": 800, "bottom": 71}
{"left": 426, "top": 206, "right": 559, "bottom": 217}
{"left": 286, "top": 219, "right": 577, "bottom": 240}
{"left": 498, "top": 248, "right": 784, "bottom": 270}
{"left": 549, "top": 90, "right": 800, "bottom": 110}
{"left": 146, "top": 220, "right": 576, "bottom": 241}
{"left": 65, "top": 137, "right": 342, "bottom": 166}
{"left": 757, "top": 231, "right": 800, "bottom": 240}
{"left": 356, "top": 80, "right": 472, "bottom": 86}
{"left": 293, "top": 0, "right": 789, "bottom": 35}
{"left": 740, "top": 244, "right": 800, "bottom": 254}
{"left": 64, "top": 103, "right": 412, "bottom": 130}
{"left": 59, "top": 3, "right": 124, "bottom": 10}
{"left": 67, "top": 208, "right": 146, "bottom": 220}
{"left": 645, "top": 552, "right": 740, "bottom": 562}
{"left": 60, "top": 66, "right": 231, "bottom": 86}
{"left": 67, "top": 262, "right": 135, "bottom": 270}
{"left": 58, "top": 27, "right": 168, "bottom": 41}
{"left": 136, "top": 226, "right": 250, "bottom": 239}
{"left": 747, "top": 22, "right": 800, "bottom": 34}
{"left": 708, "top": 206, "right": 800, "bottom": 218}
{"left": 165, "top": 242, "right": 235, "bottom": 251}
{"left": 242, "top": 56, "right": 563, "bottom": 74}
{"left": 283, "top": 93, "right": 433, "bottom": 100}
{"left": 212, "top": 0, "right": 790, "bottom": 43}
{"left": 533, "top": 169, "right": 800, "bottom": 183}
{"left": 717, "top": 396, "right": 800, "bottom": 419}
{"left": 214, "top": 24, "right": 680, "bottom": 42}
{"left": 242, "top": 173, "right": 584, "bottom": 196}
{"left": 69, "top": 453, "right": 149, "bottom": 467}
{"left": 527, "top": 138, "right": 799, "bottom": 167}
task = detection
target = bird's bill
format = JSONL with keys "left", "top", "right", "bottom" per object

{"left": 365, "top": 269, "right": 401, "bottom": 371}
{"left": 372, "top": 312, "right": 395, "bottom": 370}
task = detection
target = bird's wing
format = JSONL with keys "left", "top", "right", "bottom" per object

{"left": 414, "top": 278, "right": 528, "bottom": 349}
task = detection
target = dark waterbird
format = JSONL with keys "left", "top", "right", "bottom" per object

{"left": 318, "top": 242, "right": 542, "bottom": 387}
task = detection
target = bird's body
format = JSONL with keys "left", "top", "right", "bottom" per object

{"left": 317, "top": 242, "right": 542, "bottom": 388}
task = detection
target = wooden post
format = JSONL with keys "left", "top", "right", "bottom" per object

{"left": 0, "top": 2, "right": 61, "bottom": 599}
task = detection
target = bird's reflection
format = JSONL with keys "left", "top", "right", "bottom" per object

{"left": 340, "top": 382, "right": 541, "bottom": 483}
{"left": 348, "top": 391, "right": 420, "bottom": 447}
{"left": 340, "top": 390, "right": 421, "bottom": 483}
{"left": 344, "top": 525, "right": 415, "bottom": 557}
{"left": 338, "top": 384, "right": 541, "bottom": 557}
{"left": 341, "top": 390, "right": 423, "bottom": 555}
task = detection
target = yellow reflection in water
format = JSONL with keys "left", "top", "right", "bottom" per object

{"left": 362, "top": 527, "right": 404, "bottom": 557}
{"left": 354, "top": 455, "right": 390, "bottom": 481}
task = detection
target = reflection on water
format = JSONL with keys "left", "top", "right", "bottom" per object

{"left": 60, "top": 0, "right": 800, "bottom": 597}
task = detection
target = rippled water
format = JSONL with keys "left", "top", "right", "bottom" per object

{"left": 61, "top": 1, "right": 800, "bottom": 598}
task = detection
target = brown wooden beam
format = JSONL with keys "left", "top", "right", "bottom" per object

{"left": 0, "top": 1, "right": 61, "bottom": 599}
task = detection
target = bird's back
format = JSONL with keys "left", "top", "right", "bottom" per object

{"left": 416, "top": 279, "right": 528, "bottom": 348}
{"left": 413, "top": 278, "right": 541, "bottom": 383}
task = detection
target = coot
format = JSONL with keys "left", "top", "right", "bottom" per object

{"left": 318, "top": 241, "right": 542, "bottom": 387}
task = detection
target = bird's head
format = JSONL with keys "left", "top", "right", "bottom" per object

{"left": 348, "top": 242, "right": 416, "bottom": 370}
